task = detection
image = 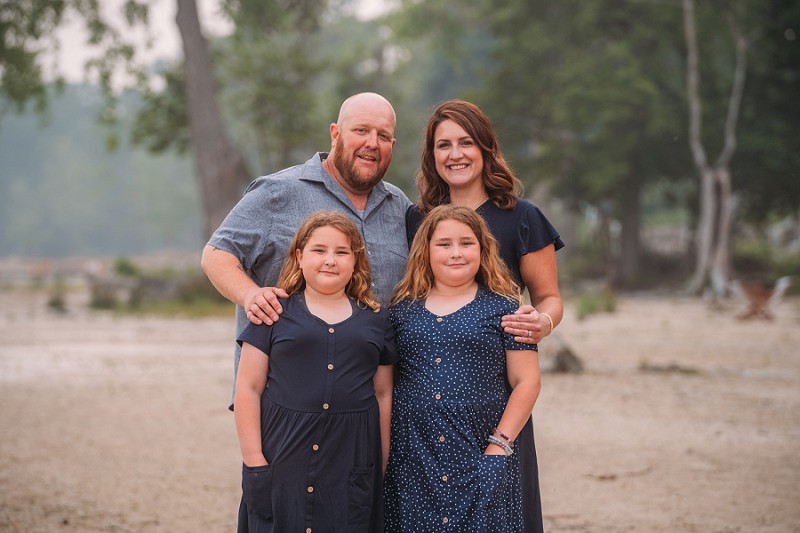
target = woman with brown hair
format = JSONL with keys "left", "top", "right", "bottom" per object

{"left": 404, "top": 100, "right": 565, "bottom": 532}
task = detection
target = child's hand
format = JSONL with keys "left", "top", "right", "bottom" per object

{"left": 483, "top": 443, "right": 508, "bottom": 455}
{"left": 243, "top": 454, "right": 269, "bottom": 467}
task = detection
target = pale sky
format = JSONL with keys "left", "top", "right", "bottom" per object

{"left": 52, "top": 0, "right": 397, "bottom": 84}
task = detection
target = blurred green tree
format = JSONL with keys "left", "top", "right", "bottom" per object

{"left": 476, "top": 0, "right": 687, "bottom": 287}
{"left": 0, "top": 0, "right": 248, "bottom": 238}
{"left": 733, "top": 0, "right": 800, "bottom": 224}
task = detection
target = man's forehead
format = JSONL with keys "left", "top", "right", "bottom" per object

{"left": 339, "top": 95, "right": 395, "bottom": 129}
{"left": 343, "top": 107, "right": 394, "bottom": 129}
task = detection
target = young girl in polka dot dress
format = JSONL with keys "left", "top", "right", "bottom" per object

{"left": 234, "top": 211, "right": 397, "bottom": 533}
{"left": 384, "top": 205, "right": 542, "bottom": 532}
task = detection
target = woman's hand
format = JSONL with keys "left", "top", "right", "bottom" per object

{"left": 501, "top": 305, "right": 547, "bottom": 344}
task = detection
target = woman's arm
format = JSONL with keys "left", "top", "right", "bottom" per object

{"left": 373, "top": 364, "right": 395, "bottom": 475}
{"left": 502, "top": 244, "right": 564, "bottom": 343}
{"left": 484, "top": 349, "right": 541, "bottom": 455}
{"left": 234, "top": 342, "right": 270, "bottom": 466}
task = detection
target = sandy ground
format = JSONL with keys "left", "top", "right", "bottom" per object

{"left": 1, "top": 285, "right": 799, "bottom": 532}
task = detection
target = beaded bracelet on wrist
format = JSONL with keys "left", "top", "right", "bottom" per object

{"left": 493, "top": 427, "right": 514, "bottom": 445}
{"left": 487, "top": 435, "right": 514, "bottom": 455}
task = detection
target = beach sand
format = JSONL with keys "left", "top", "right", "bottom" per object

{"left": 1, "top": 286, "right": 799, "bottom": 532}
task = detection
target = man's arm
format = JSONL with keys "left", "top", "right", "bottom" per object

{"left": 201, "top": 245, "right": 286, "bottom": 325}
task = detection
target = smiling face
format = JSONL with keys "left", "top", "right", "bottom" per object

{"left": 433, "top": 119, "right": 485, "bottom": 195}
{"left": 296, "top": 226, "right": 356, "bottom": 297}
{"left": 428, "top": 218, "right": 481, "bottom": 289}
{"left": 329, "top": 93, "right": 396, "bottom": 194}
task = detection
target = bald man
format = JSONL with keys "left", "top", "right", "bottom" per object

{"left": 202, "top": 92, "right": 411, "bottom": 409}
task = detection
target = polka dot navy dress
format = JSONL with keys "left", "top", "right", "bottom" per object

{"left": 384, "top": 288, "right": 535, "bottom": 532}
{"left": 406, "top": 200, "right": 563, "bottom": 533}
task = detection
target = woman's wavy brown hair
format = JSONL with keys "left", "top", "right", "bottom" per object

{"left": 416, "top": 99, "right": 523, "bottom": 214}
{"left": 277, "top": 211, "right": 380, "bottom": 311}
{"left": 392, "top": 205, "right": 521, "bottom": 305}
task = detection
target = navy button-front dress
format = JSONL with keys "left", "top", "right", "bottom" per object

{"left": 237, "top": 294, "right": 397, "bottom": 533}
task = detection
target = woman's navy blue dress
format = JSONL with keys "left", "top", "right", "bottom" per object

{"left": 384, "top": 289, "right": 535, "bottom": 532}
{"left": 236, "top": 293, "right": 397, "bottom": 533}
{"left": 404, "top": 200, "right": 564, "bottom": 533}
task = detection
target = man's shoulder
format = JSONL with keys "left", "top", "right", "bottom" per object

{"left": 247, "top": 165, "right": 310, "bottom": 192}
{"left": 376, "top": 180, "right": 412, "bottom": 207}
{"left": 246, "top": 154, "right": 324, "bottom": 193}
{"left": 381, "top": 180, "right": 409, "bottom": 198}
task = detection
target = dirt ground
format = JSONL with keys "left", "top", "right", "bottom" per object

{"left": 1, "top": 282, "right": 799, "bottom": 532}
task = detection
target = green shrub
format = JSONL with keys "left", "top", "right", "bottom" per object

{"left": 47, "top": 275, "right": 67, "bottom": 313}
{"left": 574, "top": 287, "right": 617, "bottom": 320}
{"left": 114, "top": 257, "right": 142, "bottom": 278}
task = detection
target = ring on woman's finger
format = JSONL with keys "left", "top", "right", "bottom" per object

{"left": 527, "top": 330, "right": 532, "bottom": 338}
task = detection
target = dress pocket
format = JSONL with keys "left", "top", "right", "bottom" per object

{"left": 347, "top": 466, "right": 375, "bottom": 526}
{"left": 478, "top": 454, "right": 509, "bottom": 509}
{"left": 242, "top": 463, "right": 274, "bottom": 520}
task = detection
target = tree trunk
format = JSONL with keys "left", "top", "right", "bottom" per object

{"left": 683, "top": 0, "right": 746, "bottom": 296}
{"left": 614, "top": 168, "right": 642, "bottom": 287}
{"left": 710, "top": 167, "right": 733, "bottom": 292}
{"left": 176, "top": 0, "right": 250, "bottom": 238}
{"left": 688, "top": 167, "right": 716, "bottom": 292}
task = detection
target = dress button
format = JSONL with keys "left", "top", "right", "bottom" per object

{"left": 442, "top": 517, "right": 449, "bottom": 524}
{"left": 312, "top": 444, "right": 319, "bottom": 451}
{"left": 438, "top": 435, "right": 445, "bottom": 442}
{"left": 306, "top": 529, "right": 312, "bottom": 533}
{"left": 322, "top": 403, "right": 329, "bottom": 410}
{"left": 441, "top": 475, "right": 448, "bottom": 482}
{"left": 328, "top": 327, "right": 335, "bottom": 333}
{"left": 435, "top": 357, "right": 442, "bottom": 364}
{"left": 307, "top": 486, "right": 314, "bottom": 493}
{"left": 434, "top": 393, "right": 441, "bottom": 400}
{"left": 327, "top": 363, "right": 334, "bottom": 370}
{"left": 436, "top": 317, "right": 443, "bottom": 323}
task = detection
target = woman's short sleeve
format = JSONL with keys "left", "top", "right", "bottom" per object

{"left": 516, "top": 200, "right": 565, "bottom": 256}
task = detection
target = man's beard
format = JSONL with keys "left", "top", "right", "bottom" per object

{"left": 331, "top": 148, "right": 390, "bottom": 193}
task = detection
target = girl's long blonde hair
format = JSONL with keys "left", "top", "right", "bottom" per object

{"left": 392, "top": 205, "right": 521, "bottom": 305}
{"left": 277, "top": 211, "right": 380, "bottom": 311}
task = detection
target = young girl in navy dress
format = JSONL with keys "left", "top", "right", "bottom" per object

{"left": 234, "top": 211, "right": 397, "bottom": 533}
{"left": 384, "top": 205, "right": 542, "bottom": 532}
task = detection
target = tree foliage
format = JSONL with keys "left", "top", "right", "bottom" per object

{"left": 734, "top": 0, "right": 800, "bottom": 223}
{"left": 1, "top": 0, "right": 797, "bottom": 287}
{"left": 0, "top": 0, "right": 67, "bottom": 114}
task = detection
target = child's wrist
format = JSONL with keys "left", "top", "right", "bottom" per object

{"left": 484, "top": 441, "right": 507, "bottom": 455}
{"left": 243, "top": 453, "right": 268, "bottom": 467}
{"left": 486, "top": 435, "right": 514, "bottom": 455}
